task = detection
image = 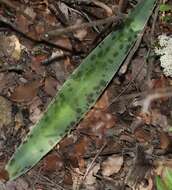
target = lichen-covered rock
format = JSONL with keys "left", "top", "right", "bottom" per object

{"left": 0, "top": 96, "right": 12, "bottom": 128}
{"left": 155, "top": 35, "right": 172, "bottom": 77}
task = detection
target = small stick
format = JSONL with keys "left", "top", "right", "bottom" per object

{"left": 44, "top": 14, "right": 123, "bottom": 38}
{"left": 82, "top": 142, "right": 107, "bottom": 181}
{"left": 0, "top": 15, "right": 74, "bottom": 53}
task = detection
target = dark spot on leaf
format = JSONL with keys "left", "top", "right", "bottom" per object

{"left": 42, "top": 114, "right": 49, "bottom": 123}
{"left": 93, "top": 86, "right": 99, "bottom": 91}
{"left": 125, "top": 18, "right": 133, "bottom": 27}
{"left": 59, "top": 93, "right": 64, "bottom": 99}
{"left": 127, "top": 35, "right": 133, "bottom": 41}
{"left": 107, "top": 58, "right": 114, "bottom": 63}
{"left": 113, "top": 52, "right": 119, "bottom": 57}
{"left": 105, "top": 46, "right": 111, "bottom": 52}
{"left": 76, "top": 70, "right": 83, "bottom": 78}
{"left": 129, "top": 28, "right": 134, "bottom": 33}
{"left": 97, "top": 50, "right": 104, "bottom": 58}
{"left": 90, "top": 54, "right": 97, "bottom": 61}
{"left": 76, "top": 108, "right": 82, "bottom": 113}
{"left": 64, "top": 125, "right": 72, "bottom": 133}
{"left": 76, "top": 116, "right": 81, "bottom": 121}
{"left": 70, "top": 121, "right": 75, "bottom": 126}
{"left": 100, "top": 80, "right": 106, "bottom": 87}
{"left": 119, "top": 44, "right": 124, "bottom": 49}
{"left": 102, "top": 73, "right": 106, "bottom": 77}
{"left": 87, "top": 97, "right": 94, "bottom": 104}
{"left": 40, "top": 149, "right": 44, "bottom": 153}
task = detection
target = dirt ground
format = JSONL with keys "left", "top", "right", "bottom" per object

{"left": 0, "top": 0, "right": 172, "bottom": 189}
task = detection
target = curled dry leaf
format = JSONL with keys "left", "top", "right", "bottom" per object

{"left": 10, "top": 80, "right": 42, "bottom": 103}
{"left": 101, "top": 154, "right": 123, "bottom": 177}
{"left": 0, "top": 96, "right": 12, "bottom": 129}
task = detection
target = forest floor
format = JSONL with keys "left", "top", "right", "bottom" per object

{"left": 0, "top": 0, "right": 172, "bottom": 189}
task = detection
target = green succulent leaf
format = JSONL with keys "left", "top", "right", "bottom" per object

{"left": 156, "top": 176, "right": 167, "bottom": 190}
{"left": 5, "top": 0, "right": 157, "bottom": 180}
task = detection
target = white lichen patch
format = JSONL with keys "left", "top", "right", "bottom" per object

{"left": 155, "top": 35, "right": 172, "bottom": 77}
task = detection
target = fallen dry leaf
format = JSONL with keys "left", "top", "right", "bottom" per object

{"left": 35, "top": 22, "right": 45, "bottom": 36}
{"left": 73, "top": 19, "right": 88, "bottom": 40}
{"left": 44, "top": 77, "right": 58, "bottom": 96}
{"left": 95, "top": 91, "right": 109, "bottom": 110}
{"left": 134, "top": 127, "right": 151, "bottom": 143}
{"left": 29, "top": 97, "right": 42, "bottom": 123}
{"left": 42, "top": 153, "right": 64, "bottom": 172}
{"left": 31, "top": 55, "right": 47, "bottom": 75}
{"left": 15, "top": 14, "right": 30, "bottom": 33}
{"left": 101, "top": 154, "right": 123, "bottom": 176}
{"left": 24, "top": 7, "right": 36, "bottom": 20}
{"left": 10, "top": 80, "right": 42, "bottom": 103}
{"left": 0, "top": 96, "right": 12, "bottom": 129}
{"left": 14, "top": 111, "right": 24, "bottom": 130}
{"left": 55, "top": 37, "right": 72, "bottom": 50}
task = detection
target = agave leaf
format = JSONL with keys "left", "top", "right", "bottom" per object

{"left": 5, "top": 0, "right": 157, "bottom": 180}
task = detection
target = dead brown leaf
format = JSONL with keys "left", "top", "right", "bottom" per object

{"left": 159, "top": 132, "right": 172, "bottom": 153}
{"left": 29, "top": 97, "right": 42, "bottom": 123}
{"left": 31, "top": 55, "right": 47, "bottom": 75}
{"left": 101, "top": 155, "right": 123, "bottom": 177}
{"left": 44, "top": 77, "right": 58, "bottom": 96}
{"left": 0, "top": 96, "right": 12, "bottom": 129}
{"left": 15, "top": 14, "right": 30, "bottom": 33}
{"left": 95, "top": 91, "right": 110, "bottom": 110}
{"left": 55, "top": 37, "right": 72, "bottom": 50}
{"left": 84, "top": 163, "right": 100, "bottom": 185}
{"left": 42, "top": 153, "right": 63, "bottom": 172}
{"left": 134, "top": 127, "right": 152, "bottom": 143}
{"left": 10, "top": 80, "right": 42, "bottom": 103}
